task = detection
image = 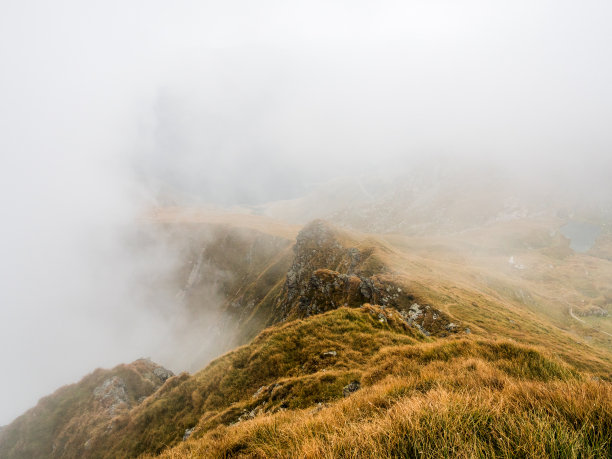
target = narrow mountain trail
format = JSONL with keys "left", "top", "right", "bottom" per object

{"left": 569, "top": 308, "right": 586, "bottom": 324}
{"left": 569, "top": 307, "right": 612, "bottom": 338}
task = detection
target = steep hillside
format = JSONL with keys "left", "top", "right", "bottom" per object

{"left": 2, "top": 213, "right": 612, "bottom": 458}
{"left": 373, "top": 218, "right": 612, "bottom": 374}
{"left": 0, "top": 359, "right": 173, "bottom": 458}
{"left": 138, "top": 211, "right": 298, "bottom": 366}
{"left": 3, "top": 307, "right": 610, "bottom": 458}
{"left": 148, "top": 210, "right": 612, "bottom": 373}
{"left": 154, "top": 310, "right": 611, "bottom": 458}
{"left": 135, "top": 212, "right": 612, "bottom": 375}
{"left": 155, "top": 215, "right": 464, "bottom": 343}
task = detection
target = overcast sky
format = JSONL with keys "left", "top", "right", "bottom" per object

{"left": 1, "top": 0, "right": 612, "bottom": 424}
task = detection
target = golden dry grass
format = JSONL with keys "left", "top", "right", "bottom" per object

{"left": 6, "top": 215, "right": 610, "bottom": 458}
{"left": 143, "top": 307, "right": 611, "bottom": 459}
{"left": 131, "top": 215, "right": 612, "bottom": 458}
{"left": 154, "top": 362, "right": 611, "bottom": 458}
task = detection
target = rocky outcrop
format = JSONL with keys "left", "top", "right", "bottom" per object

{"left": 273, "top": 220, "right": 462, "bottom": 336}
{"left": 275, "top": 220, "right": 382, "bottom": 319}
{"left": 91, "top": 363, "right": 174, "bottom": 417}
{"left": 0, "top": 220, "right": 465, "bottom": 459}
{"left": 153, "top": 366, "right": 174, "bottom": 382}
{"left": 0, "top": 359, "right": 174, "bottom": 459}
{"left": 182, "top": 427, "right": 195, "bottom": 441}
{"left": 93, "top": 376, "right": 129, "bottom": 416}
{"left": 163, "top": 219, "right": 463, "bottom": 352}
{"left": 397, "top": 303, "right": 459, "bottom": 336}
{"left": 287, "top": 268, "right": 416, "bottom": 317}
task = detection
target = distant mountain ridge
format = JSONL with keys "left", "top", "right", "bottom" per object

{"left": 259, "top": 161, "right": 612, "bottom": 235}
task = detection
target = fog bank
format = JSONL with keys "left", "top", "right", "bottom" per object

{"left": 2, "top": 0, "right": 612, "bottom": 424}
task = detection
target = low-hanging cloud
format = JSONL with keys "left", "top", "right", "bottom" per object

{"left": 1, "top": 0, "right": 612, "bottom": 424}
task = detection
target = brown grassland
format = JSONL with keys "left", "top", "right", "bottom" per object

{"left": 149, "top": 306, "right": 612, "bottom": 459}
{"left": 2, "top": 213, "right": 612, "bottom": 458}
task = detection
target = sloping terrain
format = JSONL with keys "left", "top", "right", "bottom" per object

{"left": 3, "top": 306, "right": 610, "bottom": 458}
{"left": 152, "top": 309, "right": 611, "bottom": 458}
{"left": 373, "top": 218, "right": 612, "bottom": 374}
{"left": 0, "top": 359, "right": 173, "bottom": 458}
{"left": 2, "top": 211, "right": 612, "bottom": 458}
{"left": 158, "top": 212, "right": 612, "bottom": 374}
{"left": 148, "top": 214, "right": 465, "bottom": 354}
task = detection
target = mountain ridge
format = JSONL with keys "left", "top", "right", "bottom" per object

{"left": 1, "top": 213, "right": 611, "bottom": 457}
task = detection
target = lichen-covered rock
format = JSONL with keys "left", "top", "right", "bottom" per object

{"left": 275, "top": 221, "right": 397, "bottom": 318}
{"left": 343, "top": 380, "right": 361, "bottom": 397}
{"left": 182, "top": 427, "right": 194, "bottom": 441}
{"left": 153, "top": 366, "right": 174, "bottom": 382}
{"left": 93, "top": 376, "right": 129, "bottom": 416}
{"left": 0, "top": 358, "right": 173, "bottom": 459}
{"left": 270, "top": 220, "right": 462, "bottom": 337}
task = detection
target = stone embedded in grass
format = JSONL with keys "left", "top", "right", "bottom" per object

{"left": 182, "top": 427, "right": 194, "bottom": 441}
{"left": 321, "top": 350, "right": 337, "bottom": 358}
{"left": 343, "top": 380, "right": 361, "bottom": 397}
{"left": 237, "top": 408, "right": 258, "bottom": 423}
{"left": 252, "top": 385, "right": 267, "bottom": 398}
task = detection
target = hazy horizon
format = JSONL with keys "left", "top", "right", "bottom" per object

{"left": 2, "top": 0, "right": 612, "bottom": 424}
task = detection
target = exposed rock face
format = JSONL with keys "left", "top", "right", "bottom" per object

{"left": 91, "top": 362, "right": 174, "bottom": 417}
{"left": 289, "top": 268, "right": 418, "bottom": 318}
{"left": 282, "top": 221, "right": 362, "bottom": 310}
{"left": 93, "top": 376, "right": 129, "bottom": 416}
{"left": 153, "top": 366, "right": 174, "bottom": 382}
{"left": 0, "top": 359, "right": 173, "bottom": 459}
{"left": 275, "top": 220, "right": 385, "bottom": 319}
{"left": 165, "top": 219, "right": 463, "bottom": 349}
{"left": 273, "top": 220, "right": 461, "bottom": 336}
{"left": 395, "top": 303, "right": 457, "bottom": 337}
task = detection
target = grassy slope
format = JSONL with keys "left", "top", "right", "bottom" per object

{"left": 118, "top": 215, "right": 612, "bottom": 458}
{"left": 376, "top": 219, "right": 612, "bottom": 376}
{"left": 148, "top": 211, "right": 612, "bottom": 376}
{"left": 4, "top": 212, "right": 612, "bottom": 458}
{"left": 93, "top": 306, "right": 424, "bottom": 458}
{"left": 0, "top": 360, "right": 170, "bottom": 459}
{"left": 151, "top": 306, "right": 612, "bottom": 458}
